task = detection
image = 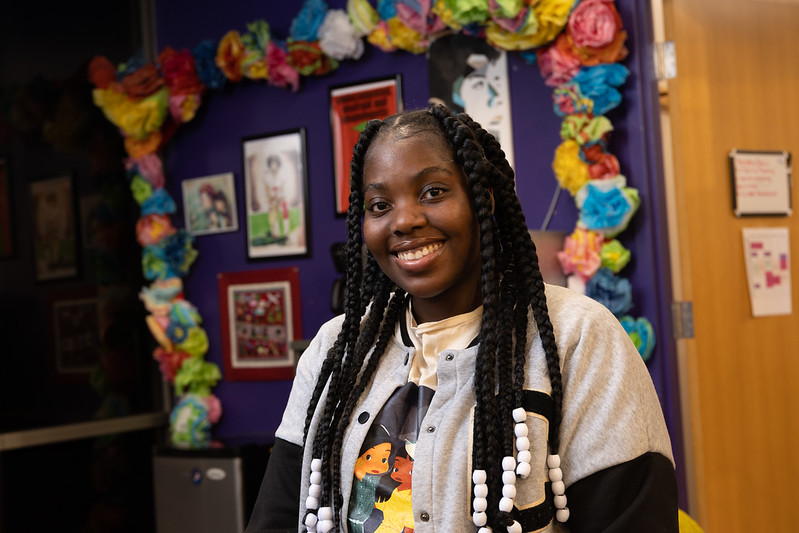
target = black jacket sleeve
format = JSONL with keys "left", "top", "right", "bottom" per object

{"left": 565, "top": 452, "right": 679, "bottom": 532}
{"left": 245, "top": 437, "right": 304, "bottom": 533}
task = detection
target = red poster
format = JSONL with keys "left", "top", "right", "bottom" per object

{"left": 330, "top": 76, "right": 402, "bottom": 214}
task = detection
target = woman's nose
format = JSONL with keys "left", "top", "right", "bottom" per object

{"left": 391, "top": 201, "right": 425, "bottom": 235}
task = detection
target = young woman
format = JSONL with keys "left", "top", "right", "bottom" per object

{"left": 246, "top": 106, "right": 677, "bottom": 533}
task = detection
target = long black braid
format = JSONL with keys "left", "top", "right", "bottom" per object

{"left": 301, "top": 105, "right": 564, "bottom": 532}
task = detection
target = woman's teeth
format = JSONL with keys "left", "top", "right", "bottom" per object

{"left": 397, "top": 243, "right": 441, "bottom": 261}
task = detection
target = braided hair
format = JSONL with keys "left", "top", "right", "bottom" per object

{"left": 302, "top": 105, "right": 563, "bottom": 532}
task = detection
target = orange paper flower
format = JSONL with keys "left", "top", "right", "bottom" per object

{"left": 216, "top": 30, "right": 247, "bottom": 81}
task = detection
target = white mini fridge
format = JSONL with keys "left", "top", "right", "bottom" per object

{"left": 152, "top": 444, "right": 269, "bottom": 533}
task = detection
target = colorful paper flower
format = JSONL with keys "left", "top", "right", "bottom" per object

{"left": 571, "top": 63, "right": 629, "bottom": 115}
{"left": 136, "top": 213, "right": 176, "bottom": 246}
{"left": 139, "top": 278, "right": 183, "bottom": 316}
{"left": 175, "top": 326, "right": 209, "bottom": 358}
{"left": 153, "top": 347, "right": 191, "bottom": 382}
{"left": 174, "top": 358, "right": 221, "bottom": 396}
{"left": 287, "top": 40, "right": 339, "bottom": 75}
{"left": 552, "top": 84, "right": 593, "bottom": 116}
{"left": 158, "top": 46, "right": 204, "bottom": 96}
{"left": 146, "top": 314, "right": 173, "bottom": 351}
{"left": 619, "top": 315, "right": 655, "bottom": 361}
{"left": 348, "top": 0, "right": 381, "bottom": 36}
{"left": 88, "top": 56, "right": 117, "bottom": 89}
{"left": 386, "top": 17, "right": 427, "bottom": 54}
{"left": 318, "top": 9, "right": 366, "bottom": 60}
{"left": 142, "top": 230, "right": 197, "bottom": 280}
{"left": 266, "top": 41, "right": 300, "bottom": 91}
{"left": 216, "top": 30, "right": 247, "bottom": 81}
{"left": 168, "top": 93, "right": 202, "bottom": 123}
{"left": 240, "top": 20, "right": 271, "bottom": 80}
{"left": 170, "top": 299, "right": 202, "bottom": 329}
{"left": 526, "top": 0, "right": 577, "bottom": 48}
{"left": 485, "top": 9, "right": 541, "bottom": 51}
{"left": 124, "top": 131, "right": 162, "bottom": 158}
{"left": 130, "top": 175, "right": 154, "bottom": 205}
{"left": 582, "top": 143, "right": 620, "bottom": 180}
{"left": 169, "top": 393, "right": 214, "bottom": 448}
{"left": 585, "top": 267, "right": 632, "bottom": 316}
{"left": 367, "top": 20, "right": 398, "bottom": 52}
{"left": 290, "top": 0, "right": 329, "bottom": 41}
{"left": 396, "top": 0, "right": 446, "bottom": 36}
{"left": 560, "top": 113, "right": 613, "bottom": 146}
{"left": 553, "top": 139, "right": 590, "bottom": 195}
{"left": 193, "top": 39, "right": 227, "bottom": 90}
{"left": 556, "top": 227, "right": 604, "bottom": 281}
{"left": 431, "top": 0, "right": 463, "bottom": 31}
{"left": 119, "top": 62, "right": 164, "bottom": 100}
{"left": 125, "top": 153, "right": 165, "bottom": 189}
{"left": 140, "top": 188, "right": 177, "bottom": 216}
{"left": 444, "top": 0, "right": 490, "bottom": 25}
{"left": 576, "top": 177, "right": 640, "bottom": 237}
{"left": 566, "top": 0, "right": 628, "bottom": 65}
{"left": 537, "top": 38, "right": 581, "bottom": 86}
{"left": 600, "top": 238, "right": 631, "bottom": 273}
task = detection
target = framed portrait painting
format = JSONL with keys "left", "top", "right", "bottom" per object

{"left": 329, "top": 75, "right": 403, "bottom": 214}
{"left": 243, "top": 129, "right": 310, "bottom": 259}
{"left": 182, "top": 172, "right": 239, "bottom": 235}
{"left": 218, "top": 267, "right": 302, "bottom": 381}
{"left": 30, "top": 173, "right": 79, "bottom": 281}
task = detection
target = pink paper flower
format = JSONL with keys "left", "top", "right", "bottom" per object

{"left": 126, "top": 153, "right": 165, "bottom": 189}
{"left": 136, "top": 213, "right": 176, "bottom": 247}
{"left": 557, "top": 227, "right": 604, "bottom": 281}
{"left": 568, "top": 0, "right": 622, "bottom": 49}
{"left": 537, "top": 39, "right": 582, "bottom": 87}
{"left": 266, "top": 41, "right": 300, "bottom": 92}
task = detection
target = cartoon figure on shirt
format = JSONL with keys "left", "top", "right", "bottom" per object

{"left": 373, "top": 444, "right": 415, "bottom": 533}
{"left": 348, "top": 424, "right": 393, "bottom": 533}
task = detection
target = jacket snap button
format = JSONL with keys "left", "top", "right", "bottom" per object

{"left": 420, "top": 512, "right": 430, "bottom": 521}
{"left": 358, "top": 412, "right": 370, "bottom": 424}
{"left": 445, "top": 353, "right": 454, "bottom": 361}
{"left": 427, "top": 426, "right": 435, "bottom": 433}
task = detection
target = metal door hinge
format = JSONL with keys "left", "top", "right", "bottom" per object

{"left": 654, "top": 41, "right": 677, "bottom": 81}
{"left": 672, "top": 301, "right": 694, "bottom": 339}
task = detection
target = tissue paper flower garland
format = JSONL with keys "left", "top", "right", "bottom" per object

{"left": 89, "top": 0, "right": 656, "bottom": 448}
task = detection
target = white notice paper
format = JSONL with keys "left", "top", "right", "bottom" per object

{"left": 742, "top": 227, "right": 792, "bottom": 317}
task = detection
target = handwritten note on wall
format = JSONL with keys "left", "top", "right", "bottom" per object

{"left": 730, "top": 150, "right": 793, "bottom": 216}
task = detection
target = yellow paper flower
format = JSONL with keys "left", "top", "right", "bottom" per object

{"left": 530, "top": 0, "right": 577, "bottom": 48}
{"left": 387, "top": 17, "right": 426, "bottom": 54}
{"left": 242, "top": 51, "right": 269, "bottom": 80}
{"left": 216, "top": 30, "right": 246, "bottom": 81}
{"left": 347, "top": 0, "right": 380, "bottom": 36}
{"left": 367, "top": 22, "right": 397, "bottom": 52}
{"left": 552, "top": 139, "right": 589, "bottom": 195}
{"left": 485, "top": 9, "right": 540, "bottom": 50}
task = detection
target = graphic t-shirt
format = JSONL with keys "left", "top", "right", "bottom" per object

{"left": 347, "top": 304, "right": 482, "bottom": 533}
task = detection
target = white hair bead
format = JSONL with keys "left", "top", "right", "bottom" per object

{"left": 502, "top": 484, "right": 517, "bottom": 499}
{"left": 305, "top": 496, "right": 319, "bottom": 510}
{"left": 502, "top": 470, "right": 516, "bottom": 485}
{"left": 517, "top": 450, "right": 532, "bottom": 463}
{"left": 310, "top": 471, "right": 323, "bottom": 485}
{"left": 506, "top": 520, "right": 522, "bottom": 533}
{"left": 515, "top": 461, "right": 532, "bottom": 478}
{"left": 473, "top": 497, "right": 488, "bottom": 512}
{"left": 547, "top": 454, "right": 561, "bottom": 469}
{"left": 474, "top": 483, "right": 488, "bottom": 498}
{"left": 551, "top": 480, "right": 565, "bottom": 496}
{"left": 512, "top": 408, "right": 527, "bottom": 423}
{"left": 306, "top": 526, "right": 317, "bottom": 533}
{"left": 514, "top": 423, "right": 528, "bottom": 437}
{"left": 556, "top": 507, "right": 570, "bottom": 522}
{"left": 549, "top": 466, "right": 563, "bottom": 482}
{"left": 473, "top": 470, "right": 487, "bottom": 484}
{"left": 317, "top": 519, "right": 334, "bottom": 533}
{"left": 304, "top": 513, "right": 318, "bottom": 527}
{"left": 515, "top": 436, "right": 530, "bottom": 451}
{"left": 554, "top": 494, "right": 568, "bottom": 509}
{"left": 311, "top": 458, "right": 323, "bottom": 472}
{"left": 473, "top": 511, "right": 488, "bottom": 527}
{"left": 478, "top": 528, "right": 493, "bottom": 533}
{"left": 499, "top": 496, "right": 514, "bottom": 512}
{"left": 502, "top": 456, "right": 516, "bottom": 471}
{"left": 309, "top": 484, "right": 322, "bottom": 498}
{"left": 318, "top": 507, "right": 333, "bottom": 521}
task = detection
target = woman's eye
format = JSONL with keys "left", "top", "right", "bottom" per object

{"left": 422, "top": 187, "right": 445, "bottom": 199}
{"left": 367, "top": 200, "right": 390, "bottom": 212}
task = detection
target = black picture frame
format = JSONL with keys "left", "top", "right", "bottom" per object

{"left": 29, "top": 172, "right": 80, "bottom": 281}
{"left": 242, "top": 128, "right": 310, "bottom": 259}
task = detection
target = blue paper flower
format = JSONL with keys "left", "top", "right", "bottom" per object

{"left": 586, "top": 267, "right": 632, "bottom": 316}
{"left": 377, "top": 0, "right": 398, "bottom": 20}
{"left": 290, "top": 0, "right": 330, "bottom": 41}
{"left": 142, "top": 231, "right": 197, "bottom": 280}
{"left": 140, "top": 188, "right": 177, "bottom": 216}
{"left": 572, "top": 63, "right": 629, "bottom": 115}
{"left": 619, "top": 315, "right": 656, "bottom": 361}
{"left": 192, "top": 39, "right": 227, "bottom": 90}
{"left": 578, "top": 182, "right": 639, "bottom": 238}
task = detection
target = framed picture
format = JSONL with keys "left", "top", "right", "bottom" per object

{"left": 729, "top": 149, "right": 793, "bottom": 217}
{"left": 218, "top": 267, "right": 302, "bottom": 381}
{"left": 182, "top": 172, "right": 239, "bottom": 235}
{"left": 243, "top": 129, "right": 310, "bottom": 259}
{"left": 0, "top": 157, "right": 14, "bottom": 259}
{"left": 30, "top": 173, "right": 79, "bottom": 281}
{"left": 50, "top": 288, "right": 100, "bottom": 379}
{"left": 329, "top": 75, "right": 403, "bottom": 214}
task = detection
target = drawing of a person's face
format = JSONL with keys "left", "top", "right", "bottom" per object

{"left": 353, "top": 442, "right": 392, "bottom": 480}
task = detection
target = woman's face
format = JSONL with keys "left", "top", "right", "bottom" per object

{"left": 362, "top": 132, "right": 483, "bottom": 323}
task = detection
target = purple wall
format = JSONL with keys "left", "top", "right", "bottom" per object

{"left": 154, "top": 3, "right": 684, "bottom": 499}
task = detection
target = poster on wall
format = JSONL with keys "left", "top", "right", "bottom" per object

{"left": 428, "top": 33, "right": 515, "bottom": 168}
{"left": 730, "top": 149, "right": 792, "bottom": 217}
{"left": 243, "top": 129, "right": 310, "bottom": 259}
{"left": 742, "top": 227, "right": 792, "bottom": 317}
{"left": 30, "top": 173, "right": 79, "bottom": 281}
{"left": 50, "top": 290, "right": 100, "bottom": 379}
{"left": 218, "top": 267, "right": 302, "bottom": 381}
{"left": 182, "top": 172, "right": 239, "bottom": 236}
{"left": 330, "top": 75, "right": 403, "bottom": 214}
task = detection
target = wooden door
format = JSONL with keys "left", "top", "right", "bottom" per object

{"left": 661, "top": 0, "right": 799, "bottom": 531}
